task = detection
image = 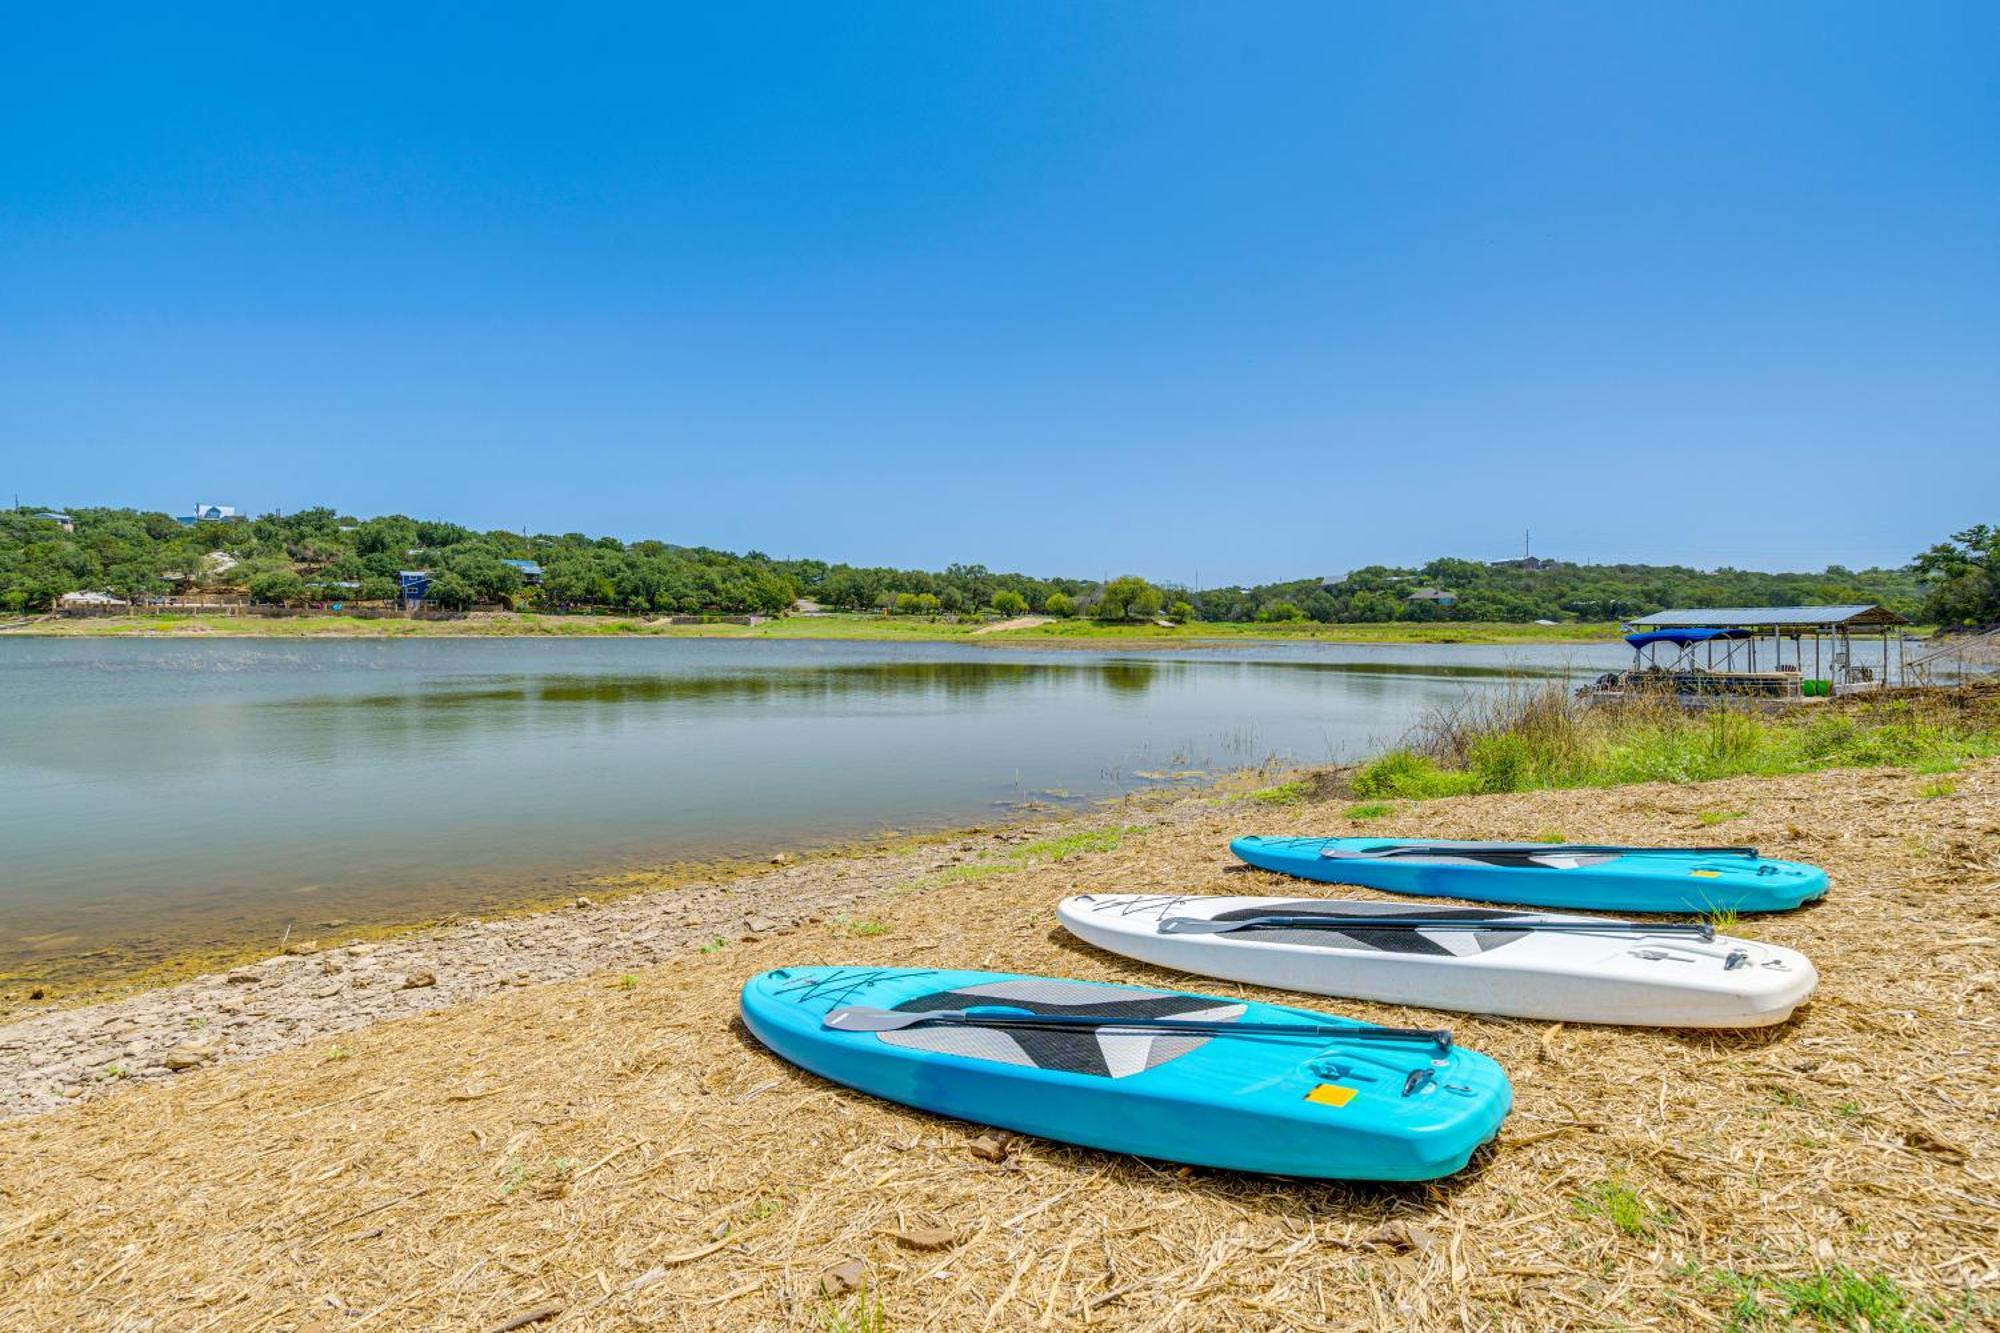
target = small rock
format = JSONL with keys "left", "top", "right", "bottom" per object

{"left": 319, "top": 957, "right": 344, "bottom": 976}
{"left": 744, "top": 916, "right": 776, "bottom": 934}
{"left": 162, "top": 1045, "right": 216, "bottom": 1072}
{"left": 283, "top": 940, "right": 320, "bottom": 957}
{"left": 59, "top": 1085, "right": 81, "bottom": 1098}
{"left": 400, "top": 971, "right": 437, "bottom": 990}
{"left": 316, "top": 919, "right": 349, "bottom": 929}
{"left": 967, "top": 1134, "right": 1011, "bottom": 1163}
{"left": 572, "top": 896, "right": 593, "bottom": 909}
{"left": 310, "top": 984, "right": 343, "bottom": 1000}
{"left": 890, "top": 1226, "right": 957, "bottom": 1251}
{"left": 818, "top": 1260, "right": 866, "bottom": 1298}
{"left": 28, "top": 988, "right": 45, "bottom": 1000}
{"left": 224, "top": 970, "right": 259, "bottom": 985}
{"left": 770, "top": 853, "right": 792, "bottom": 866}
{"left": 1365, "top": 1220, "right": 1436, "bottom": 1254}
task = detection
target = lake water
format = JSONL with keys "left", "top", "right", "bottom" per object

{"left": 0, "top": 637, "right": 1626, "bottom": 983}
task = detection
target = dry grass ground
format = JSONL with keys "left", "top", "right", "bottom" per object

{"left": 2, "top": 763, "right": 1995, "bottom": 1331}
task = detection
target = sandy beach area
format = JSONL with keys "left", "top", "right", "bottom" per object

{"left": 1, "top": 762, "right": 1994, "bottom": 1329}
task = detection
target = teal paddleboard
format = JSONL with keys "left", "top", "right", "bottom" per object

{"left": 1232, "top": 836, "right": 1828, "bottom": 913}
{"left": 740, "top": 966, "right": 1511, "bottom": 1180}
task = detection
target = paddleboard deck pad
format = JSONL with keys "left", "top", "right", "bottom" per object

{"left": 1232, "top": 836, "right": 1828, "bottom": 913}
{"left": 740, "top": 966, "right": 1510, "bottom": 1180}
{"left": 1059, "top": 894, "right": 1817, "bottom": 1027}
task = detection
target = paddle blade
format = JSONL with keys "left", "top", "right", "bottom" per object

{"left": 1156, "top": 916, "right": 1248, "bottom": 935}
{"left": 823, "top": 1005, "right": 930, "bottom": 1032}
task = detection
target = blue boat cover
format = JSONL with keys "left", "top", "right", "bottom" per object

{"left": 1625, "top": 628, "right": 1752, "bottom": 649}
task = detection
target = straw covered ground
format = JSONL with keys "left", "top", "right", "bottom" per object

{"left": 2, "top": 762, "right": 1996, "bottom": 1331}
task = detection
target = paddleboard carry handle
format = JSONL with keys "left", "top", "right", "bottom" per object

{"left": 822, "top": 1005, "right": 1452, "bottom": 1052}
{"left": 1158, "top": 914, "right": 1717, "bottom": 941}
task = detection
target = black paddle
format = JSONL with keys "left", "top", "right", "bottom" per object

{"left": 822, "top": 1005, "right": 1453, "bottom": 1051}
{"left": 1157, "top": 914, "right": 1718, "bottom": 940}
{"left": 1325, "top": 842, "right": 1757, "bottom": 860}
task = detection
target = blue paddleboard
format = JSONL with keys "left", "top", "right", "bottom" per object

{"left": 1232, "top": 836, "right": 1828, "bottom": 913}
{"left": 740, "top": 966, "right": 1511, "bottom": 1180}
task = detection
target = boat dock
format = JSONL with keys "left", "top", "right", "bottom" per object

{"left": 1582, "top": 604, "right": 1912, "bottom": 706}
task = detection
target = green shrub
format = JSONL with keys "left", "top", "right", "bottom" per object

{"left": 1351, "top": 750, "right": 1480, "bottom": 799}
{"left": 1469, "top": 731, "right": 1536, "bottom": 793}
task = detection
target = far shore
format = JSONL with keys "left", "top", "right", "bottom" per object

{"left": 0, "top": 609, "right": 1625, "bottom": 647}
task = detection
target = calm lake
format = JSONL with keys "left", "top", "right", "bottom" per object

{"left": 0, "top": 637, "right": 1626, "bottom": 982}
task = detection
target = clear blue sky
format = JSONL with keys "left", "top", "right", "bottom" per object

{"left": 4, "top": 3, "right": 1994, "bottom": 584}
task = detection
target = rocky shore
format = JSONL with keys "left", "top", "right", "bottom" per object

{"left": 0, "top": 798, "right": 1205, "bottom": 1119}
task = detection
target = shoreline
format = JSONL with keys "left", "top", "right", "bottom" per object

{"left": 0, "top": 774, "right": 1261, "bottom": 1015}
{"left": 0, "top": 610, "right": 1625, "bottom": 648}
{"left": 0, "top": 774, "right": 1258, "bottom": 1117}
{"left": 2, "top": 758, "right": 1991, "bottom": 1328}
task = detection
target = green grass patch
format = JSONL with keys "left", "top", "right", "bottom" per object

{"left": 1707, "top": 1263, "right": 1936, "bottom": 1331}
{"left": 1343, "top": 801, "right": 1392, "bottom": 820}
{"left": 831, "top": 916, "right": 889, "bottom": 937}
{"left": 1919, "top": 777, "right": 1956, "bottom": 798}
{"left": 1350, "top": 750, "right": 1481, "bottom": 799}
{"left": 1572, "top": 1179, "right": 1670, "bottom": 1239}
{"left": 901, "top": 825, "right": 1142, "bottom": 893}
{"left": 1248, "top": 779, "right": 1312, "bottom": 805}
{"left": 1350, "top": 689, "right": 2000, "bottom": 801}
{"left": 1701, "top": 908, "right": 1742, "bottom": 934}
{"left": 819, "top": 1287, "right": 888, "bottom": 1333}
{"left": 1698, "top": 809, "right": 1749, "bottom": 826}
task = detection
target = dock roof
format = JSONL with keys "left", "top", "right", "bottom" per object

{"left": 1628, "top": 604, "right": 1908, "bottom": 629}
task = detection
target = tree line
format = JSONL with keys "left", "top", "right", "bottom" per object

{"left": 0, "top": 503, "right": 1977, "bottom": 625}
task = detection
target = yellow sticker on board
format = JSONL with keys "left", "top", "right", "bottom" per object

{"left": 1304, "top": 1084, "right": 1358, "bottom": 1108}
{"left": 1689, "top": 869, "right": 1721, "bottom": 878}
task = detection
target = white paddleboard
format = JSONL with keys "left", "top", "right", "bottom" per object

{"left": 1058, "top": 893, "right": 1816, "bottom": 1028}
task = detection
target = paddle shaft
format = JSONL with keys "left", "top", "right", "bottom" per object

{"left": 1160, "top": 914, "right": 1717, "bottom": 940}
{"left": 1332, "top": 842, "right": 1756, "bottom": 860}
{"left": 823, "top": 1005, "right": 1452, "bottom": 1049}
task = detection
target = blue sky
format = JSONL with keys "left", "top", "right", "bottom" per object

{"left": 3, "top": 3, "right": 1994, "bottom": 584}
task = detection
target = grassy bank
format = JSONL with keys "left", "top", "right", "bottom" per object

{"left": 2, "top": 609, "right": 1623, "bottom": 646}
{"left": 2, "top": 760, "right": 1992, "bottom": 1329}
{"left": 1352, "top": 683, "right": 2000, "bottom": 799}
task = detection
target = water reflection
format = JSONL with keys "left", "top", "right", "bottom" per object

{"left": 0, "top": 637, "right": 1627, "bottom": 975}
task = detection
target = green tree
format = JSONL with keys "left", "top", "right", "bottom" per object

{"left": 423, "top": 569, "right": 476, "bottom": 609}
{"left": 1044, "top": 591, "right": 1077, "bottom": 618}
{"left": 248, "top": 570, "right": 307, "bottom": 606}
{"left": 1095, "top": 575, "right": 1160, "bottom": 620}
{"left": 1914, "top": 524, "right": 2000, "bottom": 626}
{"left": 1166, "top": 599, "right": 1194, "bottom": 622}
{"left": 991, "top": 589, "right": 1028, "bottom": 616}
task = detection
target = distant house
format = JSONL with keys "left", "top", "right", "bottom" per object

{"left": 500, "top": 559, "right": 543, "bottom": 585}
{"left": 1490, "top": 556, "right": 1561, "bottom": 572}
{"left": 1405, "top": 587, "right": 1458, "bottom": 607}
{"left": 179, "top": 503, "right": 242, "bottom": 526}
{"left": 399, "top": 570, "right": 431, "bottom": 605}
{"left": 35, "top": 511, "right": 75, "bottom": 532}
{"left": 59, "top": 590, "right": 127, "bottom": 607}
